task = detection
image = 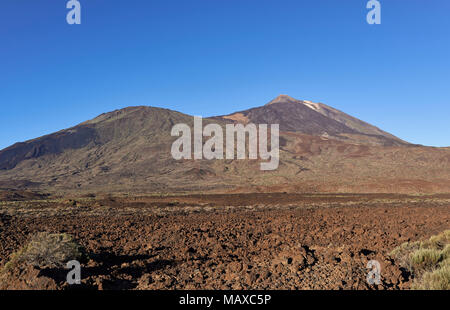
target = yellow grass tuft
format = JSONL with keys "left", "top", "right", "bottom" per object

{"left": 390, "top": 230, "right": 450, "bottom": 290}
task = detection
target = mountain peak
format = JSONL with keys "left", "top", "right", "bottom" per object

{"left": 224, "top": 95, "right": 407, "bottom": 146}
{"left": 266, "top": 94, "right": 300, "bottom": 105}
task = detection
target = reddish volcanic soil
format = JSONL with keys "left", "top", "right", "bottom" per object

{"left": 0, "top": 193, "right": 449, "bottom": 290}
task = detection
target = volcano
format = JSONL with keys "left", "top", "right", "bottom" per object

{"left": 0, "top": 95, "right": 448, "bottom": 194}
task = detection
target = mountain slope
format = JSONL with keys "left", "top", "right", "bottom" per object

{"left": 217, "top": 95, "right": 407, "bottom": 146}
{"left": 0, "top": 106, "right": 191, "bottom": 171}
{"left": 0, "top": 96, "right": 448, "bottom": 194}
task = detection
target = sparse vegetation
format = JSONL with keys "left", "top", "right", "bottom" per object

{"left": 414, "top": 265, "right": 450, "bottom": 290}
{"left": 1, "top": 194, "right": 449, "bottom": 290}
{"left": 1, "top": 232, "right": 86, "bottom": 273}
{"left": 390, "top": 230, "right": 450, "bottom": 290}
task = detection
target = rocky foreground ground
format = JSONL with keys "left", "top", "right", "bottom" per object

{"left": 0, "top": 192, "right": 449, "bottom": 290}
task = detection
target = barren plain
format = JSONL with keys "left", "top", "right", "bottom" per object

{"left": 1, "top": 192, "right": 448, "bottom": 290}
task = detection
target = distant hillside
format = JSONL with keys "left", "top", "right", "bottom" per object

{"left": 0, "top": 96, "right": 449, "bottom": 194}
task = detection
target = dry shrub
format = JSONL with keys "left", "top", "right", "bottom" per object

{"left": 412, "top": 265, "right": 450, "bottom": 290}
{"left": 2, "top": 232, "right": 85, "bottom": 272}
{"left": 390, "top": 230, "right": 450, "bottom": 290}
{"left": 410, "top": 248, "right": 444, "bottom": 270}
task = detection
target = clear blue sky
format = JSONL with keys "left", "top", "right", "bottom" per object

{"left": 0, "top": 0, "right": 449, "bottom": 148}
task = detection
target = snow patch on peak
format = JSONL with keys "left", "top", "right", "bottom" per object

{"left": 302, "top": 100, "right": 321, "bottom": 111}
